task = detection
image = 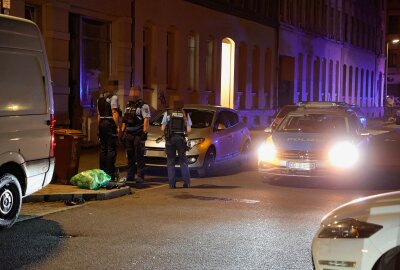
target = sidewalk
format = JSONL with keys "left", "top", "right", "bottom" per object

{"left": 23, "top": 145, "right": 131, "bottom": 203}
{"left": 24, "top": 120, "right": 398, "bottom": 203}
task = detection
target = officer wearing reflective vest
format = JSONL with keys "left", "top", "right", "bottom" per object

{"left": 161, "top": 100, "right": 192, "bottom": 188}
{"left": 121, "top": 95, "right": 150, "bottom": 183}
{"left": 97, "top": 87, "right": 120, "bottom": 181}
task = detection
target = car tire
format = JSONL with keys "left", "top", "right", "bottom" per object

{"left": 197, "top": 147, "right": 216, "bottom": 177}
{"left": 0, "top": 173, "right": 22, "bottom": 230}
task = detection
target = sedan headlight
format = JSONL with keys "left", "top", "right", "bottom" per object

{"left": 318, "top": 218, "right": 383, "bottom": 239}
{"left": 187, "top": 138, "right": 205, "bottom": 148}
{"left": 328, "top": 142, "right": 359, "bottom": 168}
{"left": 258, "top": 140, "right": 277, "bottom": 162}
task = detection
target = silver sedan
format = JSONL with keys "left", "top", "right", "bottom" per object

{"left": 145, "top": 104, "right": 251, "bottom": 177}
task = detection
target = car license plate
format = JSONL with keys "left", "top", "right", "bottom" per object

{"left": 287, "top": 162, "right": 315, "bottom": 170}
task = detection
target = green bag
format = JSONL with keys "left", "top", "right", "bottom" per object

{"left": 70, "top": 169, "right": 111, "bottom": 190}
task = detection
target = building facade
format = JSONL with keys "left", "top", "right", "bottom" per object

{"left": 4, "top": 0, "right": 386, "bottom": 144}
{"left": 278, "top": 0, "right": 386, "bottom": 118}
{"left": 387, "top": 0, "right": 400, "bottom": 97}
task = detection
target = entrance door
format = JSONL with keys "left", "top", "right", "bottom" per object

{"left": 221, "top": 38, "right": 235, "bottom": 109}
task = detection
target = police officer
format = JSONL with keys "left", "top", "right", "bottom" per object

{"left": 161, "top": 100, "right": 192, "bottom": 188}
{"left": 97, "top": 85, "right": 120, "bottom": 181}
{"left": 121, "top": 92, "right": 151, "bottom": 183}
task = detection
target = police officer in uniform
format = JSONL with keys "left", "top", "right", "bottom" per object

{"left": 97, "top": 86, "right": 120, "bottom": 181}
{"left": 161, "top": 100, "right": 192, "bottom": 188}
{"left": 121, "top": 94, "right": 151, "bottom": 183}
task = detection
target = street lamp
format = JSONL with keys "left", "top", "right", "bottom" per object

{"left": 385, "top": 38, "right": 400, "bottom": 98}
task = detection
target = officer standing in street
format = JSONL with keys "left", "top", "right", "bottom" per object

{"left": 161, "top": 100, "right": 192, "bottom": 188}
{"left": 97, "top": 84, "right": 120, "bottom": 181}
{"left": 121, "top": 88, "right": 151, "bottom": 183}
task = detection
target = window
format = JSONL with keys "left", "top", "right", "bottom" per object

{"left": 215, "top": 111, "right": 231, "bottom": 129}
{"left": 143, "top": 26, "right": 152, "bottom": 89}
{"left": 167, "top": 30, "right": 177, "bottom": 90}
{"left": 24, "top": 5, "right": 41, "bottom": 29}
{"left": 388, "top": 16, "right": 399, "bottom": 35}
{"left": 0, "top": 51, "right": 47, "bottom": 115}
{"left": 206, "top": 38, "right": 215, "bottom": 91}
{"left": 188, "top": 33, "right": 198, "bottom": 91}
{"left": 81, "top": 18, "right": 111, "bottom": 108}
{"left": 227, "top": 111, "right": 239, "bottom": 126}
{"left": 388, "top": 50, "right": 397, "bottom": 68}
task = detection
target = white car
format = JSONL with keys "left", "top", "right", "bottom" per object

{"left": 312, "top": 191, "right": 400, "bottom": 270}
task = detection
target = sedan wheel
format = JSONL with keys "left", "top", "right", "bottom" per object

{"left": 240, "top": 141, "right": 251, "bottom": 168}
{"left": 197, "top": 147, "right": 216, "bottom": 177}
{"left": 0, "top": 174, "right": 22, "bottom": 230}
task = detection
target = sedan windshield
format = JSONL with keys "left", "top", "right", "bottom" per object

{"left": 278, "top": 114, "right": 347, "bottom": 133}
{"left": 150, "top": 109, "right": 214, "bottom": 129}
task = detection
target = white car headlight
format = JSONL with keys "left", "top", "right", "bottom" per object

{"left": 258, "top": 140, "right": 277, "bottom": 162}
{"left": 318, "top": 218, "right": 382, "bottom": 239}
{"left": 328, "top": 142, "right": 359, "bottom": 168}
{"left": 187, "top": 138, "right": 205, "bottom": 148}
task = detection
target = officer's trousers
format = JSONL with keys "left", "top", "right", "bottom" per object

{"left": 125, "top": 132, "right": 145, "bottom": 181}
{"left": 165, "top": 134, "right": 190, "bottom": 187}
{"left": 98, "top": 119, "right": 118, "bottom": 180}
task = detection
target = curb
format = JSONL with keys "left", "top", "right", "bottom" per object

{"left": 23, "top": 186, "right": 132, "bottom": 203}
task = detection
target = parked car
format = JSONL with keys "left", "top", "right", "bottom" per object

{"left": 145, "top": 104, "right": 251, "bottom": 177}
{"left": 0, "top": 15, "right": 55, "bottom": 229}
{"left": 312, "top": 191, "right": 400, "bottom": 270}
{"left": 258, "top": 102, "right": 370, "bottom": 178}
{"left": 270, "top": 104, "right": 298, "bottom": 130}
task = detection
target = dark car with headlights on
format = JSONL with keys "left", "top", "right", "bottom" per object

{"left": 258, "top": 102, "right": 370, "bottom": 178}
{"left": 145, "top": 104, "right": 251, "bottom": 177}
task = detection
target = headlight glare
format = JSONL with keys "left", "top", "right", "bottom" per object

{"left": 258, "top": 141, "right": 277, "bottom": 162}
{"left": 318, "top": 218, "right": 382, "bottom": 239}
{"left": 328, "top": 142, "right": 359, "bottom": 168}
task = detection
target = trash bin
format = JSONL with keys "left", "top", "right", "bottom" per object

{"left": 53, "top": 129, "right": 85, "bottom": 184}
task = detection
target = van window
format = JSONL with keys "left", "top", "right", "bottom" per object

{"left": 0, "top": 50, "right": 47, "bottom": 116}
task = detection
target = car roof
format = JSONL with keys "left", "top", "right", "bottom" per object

{"left": 287, "top": 106, "right": 351, "bottom": 117}
{"left": 160, "top": 104, "right": 236, "bottom": 113}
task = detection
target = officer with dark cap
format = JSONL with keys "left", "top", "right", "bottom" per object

{"left": 97, "top": 83, "right": 120, "bottom": 181}
{"left": 121, "top": 86, "right": 151, "bottom": 183}
{"left": 161, "top": 100, "right": 192, "bottom": 188}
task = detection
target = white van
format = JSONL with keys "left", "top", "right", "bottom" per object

{"left": 0, "top": 15, "right": 55, "bottom": 229}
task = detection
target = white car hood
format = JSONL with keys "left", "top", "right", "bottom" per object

{"left": 321, "top": 191, "right": 400, "bottom": 225}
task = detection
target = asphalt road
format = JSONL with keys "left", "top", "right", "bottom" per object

{"left": 2, "top": 166, "right": 399, "bottom": 270}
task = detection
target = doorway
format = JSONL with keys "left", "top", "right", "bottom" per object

{"left": 221, "top": 38, "right": 235, "bottom": 108}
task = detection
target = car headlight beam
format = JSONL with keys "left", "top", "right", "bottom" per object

{"left": 258, "top": 141, "right": 277, "bottom": 162}
{"left": 328, "top": 141, "right": 359, "bottom": 168}
{"left": 318, "top": 218, "right": 383, "bottom": 239}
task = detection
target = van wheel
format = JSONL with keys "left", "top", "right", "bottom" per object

{"left": 197, "top": 147, "right": 216, "bottom": 177}
{"left": 0, "top": 173, "right": 22, "bottom": 230}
